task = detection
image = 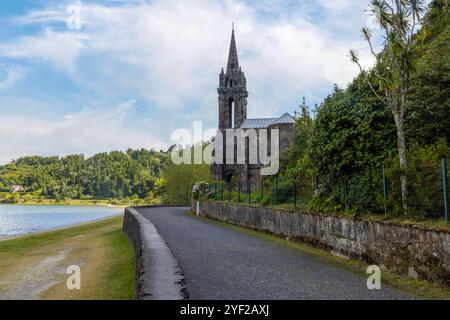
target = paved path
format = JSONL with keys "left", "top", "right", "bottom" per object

{"left": 137, "top": 206, "right": 413, "bottom": 300}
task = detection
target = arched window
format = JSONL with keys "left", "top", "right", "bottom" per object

{"left": 229, "top": 79, "right": 233, "bottom": 88}
{"left": 228, "top": 98, "right": 235, "bottom": 128}
{"left": 245, "top": 136, "right": 249, "bottom": 164}
{"left": 281, "top": 138, "right": 289, "bottom": 150}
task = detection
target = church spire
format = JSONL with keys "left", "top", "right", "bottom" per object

{"left": 226, "top": 25, "right": 239, "bottom": 72}
{"left": 218, "top": 24, "right": 248, "bottom": 130}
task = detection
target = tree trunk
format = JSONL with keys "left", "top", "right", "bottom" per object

{"left": 394, "top": 110, "right": 408, "bottom": 214}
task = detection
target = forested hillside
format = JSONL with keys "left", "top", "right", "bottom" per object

{"left": 0, "top": 149, "right": 169, "bottom": 203}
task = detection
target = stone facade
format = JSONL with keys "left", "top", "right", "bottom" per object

{"left": 211, "top": 29, "right": 296, "bottom": 186}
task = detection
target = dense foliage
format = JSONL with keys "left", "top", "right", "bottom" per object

{"left": 161, "top": 161, "right": 212, "bottom": 205}
{"left": 278, "top": 1, "right": 450, "bottom": 215}
{"left": 0, "top": 149, "right": 169, "bottom": 202}
{"left": 406, "top": 0, "right": 450, "bottom": 146}
{"left": 160, "top": 144, "right": 213, "bottom": 205}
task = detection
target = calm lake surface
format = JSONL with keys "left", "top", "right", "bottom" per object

{"left": 0, "top": 204, "right": 123, "bottom": 239}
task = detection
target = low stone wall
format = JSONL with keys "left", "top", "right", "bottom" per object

{"left": 192, "top": 200, "right": 450, "bottom": 286}
{"left": 123, "top": 206, "right": 185, "bottom": 300}
{"left": 123, "top": 207, "right": 143, "bottom": 298}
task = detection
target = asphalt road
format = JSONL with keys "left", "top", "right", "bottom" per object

{"left": 137, "top": 206, "right": 413, "bottom": 300}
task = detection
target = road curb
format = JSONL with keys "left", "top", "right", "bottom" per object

{"left": 123, "top": 206, "right": 187, "bottom": 300}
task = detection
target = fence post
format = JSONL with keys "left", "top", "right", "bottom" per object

{"left": 222, "top": 182, "right": 224, "bottom": 201}
{"left": 228, "top": 182, "right": 231, "bottom": 202}
{"left": 315, "top": 175, "right": 319, "bottom": 193}
{"left": 248, "top": 180, "right": 251, "bottom": 204}
{"left": 443, "top": 158, "right": 448, "bottom": 223}
{"left": 344, "top": 180, "right": 349, "bottom": 211}
{"left": 293, "top": 176, "right": 297, "bottom": 209}
{"left": 237, "top": 180, "right": 241, "bottom": 203}
{"left": 260, "top": 177, "right": 264, "bottom": 202}
{"left": 275, "top": 176, "right": 279, "bottom": 205}
{"left": 382, "top": 164, "right": 388, "bottom": 217}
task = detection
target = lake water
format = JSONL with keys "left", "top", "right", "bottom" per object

{"left": 0, "top": 204, "right": 123, "bottom": 239}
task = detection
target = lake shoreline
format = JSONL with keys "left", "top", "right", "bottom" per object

{"left": 0, "top": 213, "right": 124, "bottom": 242}
{"left": 0, "top": 199, "right": 128, "bottom": 208}
{"left": 0, "top": 204, "right": 125, "bottom": 240}
{"left": 0, "top": 202, "right": 126, "bottom": 208}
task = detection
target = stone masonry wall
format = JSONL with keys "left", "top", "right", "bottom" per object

{"left": 123, "top": 207, "right": 144, "bottom": 298}
{"left": 192, "top": 200, "right": 450, "bottom": 286}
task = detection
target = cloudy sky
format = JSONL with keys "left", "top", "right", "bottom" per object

{"left": 0, "top": 0, "right": 382, "bottom": 164}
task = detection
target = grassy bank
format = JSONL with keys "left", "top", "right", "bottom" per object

{"left": 0, "top": 198, "right": 126, "bottom": 207}
{"left": 0, "top": 193, "right": 155, "bottom": 207}
{"left": 0, "top": 216, "right": 135, "bottom": 300}
{"left": 187, "top": 211, "right": 450, "bottom": 300}
{"left": 0, "top": 190, "right": 164, "bottom": 207}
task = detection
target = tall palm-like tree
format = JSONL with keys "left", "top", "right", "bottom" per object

{"left": 350, "top": 0, "right": 427, "bottom": 213}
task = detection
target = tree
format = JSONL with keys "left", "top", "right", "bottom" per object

{"left": 349, "top": 0, "right": 427, "bottom": 213}
{"left": 406, "top": 1, "right": 450, "bottom": 146}
{"left": 281, "top": 97, "right": 315, "bottom": 177}
{"left": 161, "top": 162, "right": 212, "bottom": 205}
{"left": 310, "top": 76, "right": 396, "bottom": 177}
{"left": 161, "top": 145, "right": 212, "bottom": 205}
{"left": 0, "top": 149, "right": 169, "bottom": 202}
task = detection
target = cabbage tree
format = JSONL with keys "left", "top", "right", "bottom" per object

{"left": 350, "top": 0, "right": 427, "bottom": 213}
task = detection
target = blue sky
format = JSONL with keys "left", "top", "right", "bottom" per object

{"left": 0, "top": 0, "right": 382, "bottom": 164}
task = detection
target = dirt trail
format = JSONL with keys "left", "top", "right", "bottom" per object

{"left": 0, "top": 249, "right": 72, "bottom": 299}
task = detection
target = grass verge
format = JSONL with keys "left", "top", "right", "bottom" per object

{"left": 0, "top": 216, "right": 135, "bottom": 300}
{"left": 187, "top": 210, "right": 450, "bottom": 300}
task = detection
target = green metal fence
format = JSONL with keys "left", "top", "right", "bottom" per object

{"left": 205, "top": 158, "right": 449, "bottom": 223}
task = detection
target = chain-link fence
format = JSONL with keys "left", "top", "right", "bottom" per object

{"left": 202, "top": 158, "right": 449, "bottom": 223}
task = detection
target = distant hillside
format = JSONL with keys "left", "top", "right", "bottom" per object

{"left": 0, "top": 149, "right": 169, "bottom": 202}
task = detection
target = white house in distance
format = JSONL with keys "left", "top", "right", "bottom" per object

{"left": 10, "top": 185, "right": 26, "bottom": 193}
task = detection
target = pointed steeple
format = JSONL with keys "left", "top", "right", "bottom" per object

{"left": 217, "top": 24, "right": 248, "bottom": 130}
{"left": 226, "top": 25, "right": 239, "bottom": 72}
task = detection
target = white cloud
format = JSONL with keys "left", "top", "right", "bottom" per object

{"left": 0, "top": 65, "right": 26, "bottom": 92}
{"left": 0, "top": 100, "right": 167, "bottom": 164}
{"left": 12, "top": 7, "right": 68, "bottom": 25}
{"left": 0, "top": 28, "right": 88, "bottom": 73}
{"left": 0, "top": 0, "right": 385, "bottom": 160}
{"left": 3, "top": 1, "right": 375, "bottom": 109}
{"left": 319, "top": 0, "right": 354, "bottom": 11}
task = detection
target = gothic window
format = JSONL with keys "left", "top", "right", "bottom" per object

{"left": 228, "top": 98, "right": 235, "bottom": 128}
{"left": 245, "top": 136, "right": 249, "bottom": 165}
{"left": 281, "top": 138, "right": 289, "bottom": 150}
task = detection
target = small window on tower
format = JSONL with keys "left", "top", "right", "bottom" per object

{"left": 228, "top": 98, "right": 235, "bottom": 128}
{"left": 229, "top": 79, "right": 233, "bottom": 88}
